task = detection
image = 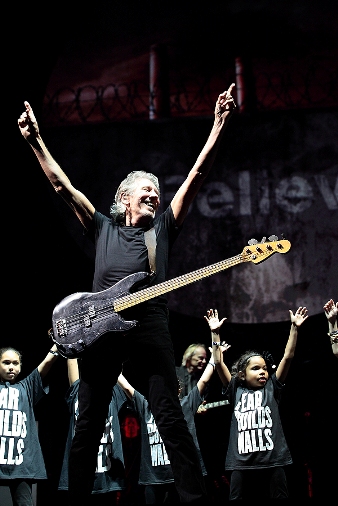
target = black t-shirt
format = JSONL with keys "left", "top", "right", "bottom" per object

{"left": 176, "top": 365, "right": 203, "bottom": 397}
{"left": 224, "top": 374, "right": 292, "bottom": 470}
{"left": 89, "top": 207, "right": 181, "bottom": 307}
{"left": 0, "top": 369, "right": 48, "bottom": 480}
{"left": 133, "top": 386, "right": 207, "bottom": 485}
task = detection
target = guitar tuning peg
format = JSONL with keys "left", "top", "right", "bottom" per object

{"left": 261, "top": 237, "right": 267, "bottom": 243}
{"left": 248, "top": 238, "right": 258, "bottom": 245}
{"left": 268, "top": 235, "right": 278, "bottom": 242}
{"left": 281, "top": 233, "right": 285, "bottom": 239}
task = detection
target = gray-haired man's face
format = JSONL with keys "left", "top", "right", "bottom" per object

{"left": 122, "top": 177, "right": 160, "bottom": 226}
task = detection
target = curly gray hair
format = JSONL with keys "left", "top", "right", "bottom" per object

{"left": 110, "top": 170, "right": 160, "bottom": 223}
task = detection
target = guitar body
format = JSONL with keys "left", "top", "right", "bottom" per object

{"left": 51, "top": 271, "right": 150, "bottom": 358}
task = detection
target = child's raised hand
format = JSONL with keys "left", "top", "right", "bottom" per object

{"left": 289, "top": 306, "right": 308, "bottom": 327}
{"left": 208, "top": 342, "right": 231, "bottom": 355}
{"left": 323, "top": 299, "right": 338, "bottom": 324}
{"left": 204, "top": 308, "right": 227, "bottom": 332}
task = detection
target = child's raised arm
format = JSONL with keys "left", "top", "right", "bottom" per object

{"left": 37, "top": 344, "right": 60, "bottom": 379}
{"left": 67, "top": 359, "right": 80, "bottom": 386}
{"left": 196, "top": 351, "right": 217, "bottom": 395}
{"left": 324, "top": 299, "right": 338, "bottom": 358}
{"left": 204, "top": 308, "right": 232, "bottom": 387}
{"left": 276, "top": 306, "right": 308, "bottom": 383}
{"left": 323, "top": 299, "right": 338, "bottom": 332}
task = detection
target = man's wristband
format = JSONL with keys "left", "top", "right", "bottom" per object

{"left": 49, "top": 349, "right": 59, "bottom": 356}
{"left": 208, "top": 361, "right": 215, "bottom": 368}
{"left": 328, "top": 330, "right": 338, "bottom": 344}
{"left": 212, "top": 341, "right": 226, "bottom": 347}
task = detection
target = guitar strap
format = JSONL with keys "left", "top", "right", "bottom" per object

{"left": 144, "top": 227, "right": 157, "bottom": 274}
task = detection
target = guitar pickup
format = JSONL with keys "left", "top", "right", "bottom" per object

{"left": 56, "top": 319, "right": 67, "bottom": 337}
{"left": 84, "top": 305, "right": 96, "bottom": 327}
{"left": 84, "top": 315, "right": 91, "bottom": 327}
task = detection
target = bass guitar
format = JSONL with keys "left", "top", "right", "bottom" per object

{"left": 50, "top": 237, "right": 291, "bottom": 358}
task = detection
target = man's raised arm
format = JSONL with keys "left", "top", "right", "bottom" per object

{"left": 171, "top": 83, "right": 236, "bottom": 226}
{"left": 18, "top": 101, "right": 95, "bottom": 230}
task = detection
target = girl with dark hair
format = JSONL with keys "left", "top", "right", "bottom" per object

{"left": 205, "top": 306, "right": 308, "bottom": 501}
{"left": 0, "top": 344, "right": 59, "bottom": 505}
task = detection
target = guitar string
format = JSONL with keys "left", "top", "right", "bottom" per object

{"left": 114, "top": 254, "right": 245, "bottom": 310}
{"left": 113, "top": 245, "right": 276, "bottom": 310}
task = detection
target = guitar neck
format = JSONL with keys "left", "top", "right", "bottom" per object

{"left": 114, "top": 254, "right": 243, "bottom": 312}
{"left": 204, "top": 400, "right": 229, "bottom": 410}
{"left": 113, "top": 238, "right": 291, "bottom": 312}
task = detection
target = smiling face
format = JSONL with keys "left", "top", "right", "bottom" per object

{"left": 121, "top": 177, "right": 160, "bottom": 226}
{"left": 187, "top": 346, "right": 207, "bottom": 373}
{"left": 240, "top": 355, "right": 268, "bottom": 389}
{"left": 0, "top": 350, "right": 21, "bottom": 384}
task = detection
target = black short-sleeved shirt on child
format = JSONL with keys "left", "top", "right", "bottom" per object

{"left": 0, "top": 369, "right": 48, "bottom": 480}
{"left": 133, "top": 385, "right": 207, "bottom": 485}
{"left": 224, "top": 374, "right": 292, "bottom": 470}
{"left": 58, "top": 380, "right": 127, "bottom": 494}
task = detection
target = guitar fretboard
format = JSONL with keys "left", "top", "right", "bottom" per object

{"left": 114, "top": 254, "right": 243, "bottom": 312}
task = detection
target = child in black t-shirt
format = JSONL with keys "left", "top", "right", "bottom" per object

{"left": 205, "top": 306, "right": 308, "bottom": 501}
{"left": 0, "top": 344, "right": 59, "bottom": 506}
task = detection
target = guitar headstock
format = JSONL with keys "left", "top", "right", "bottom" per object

{"left": 242, "top": 236, "right": 291, "bottom": 264}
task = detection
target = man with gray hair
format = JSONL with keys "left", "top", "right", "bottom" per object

{"left": 176, "top": 343, "right": 208, "bottom": 398}
{"left": 18, "top": 83, "right": 236, "bottom": 505}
